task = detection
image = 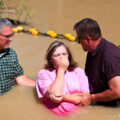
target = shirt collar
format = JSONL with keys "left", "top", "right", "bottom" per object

{"left": 0, "top": 48, "right": 9, "bottom": 58}
{"left": 91, "top": 38, "right": 104, "bottom": 56}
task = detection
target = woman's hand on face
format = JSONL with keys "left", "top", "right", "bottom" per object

{"left": 58, "top": 57, "right": 69, "bottom": 70}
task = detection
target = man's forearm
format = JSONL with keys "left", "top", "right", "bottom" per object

{"left": 91, "top": 89, "right": 119, "bottom": 102}
{"left": 16, "top": 75, "right": 35, "bottom": 87}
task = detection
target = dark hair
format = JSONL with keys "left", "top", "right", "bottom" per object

{"left": 44, "top": 41, "right": 78, "bottom": 71}
{"left": 74, "top": 18, "right": 102, "bottom": 41}
{"left": 0, "top": 18, "right": 12, "bottom": 32}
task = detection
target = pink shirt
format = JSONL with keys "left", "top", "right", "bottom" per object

{"left": 36, "top": 67, "right": 89, "bottom": 116}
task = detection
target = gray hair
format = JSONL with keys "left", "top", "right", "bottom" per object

{"left": 0, "top": 18, "right": 12, "bottom": 32}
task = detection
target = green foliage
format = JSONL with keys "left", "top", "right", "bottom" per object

{"left": 0, "top": 0, "right": 10, "bottom": 8}
{"left": 0, "top": 0, "right": 4, "bottom": 8}
{"left": 0, "top": 0, "right": 33, "bottom": 24}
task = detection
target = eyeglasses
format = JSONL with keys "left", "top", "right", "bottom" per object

{"left": 76, "top": 37, "right": 82, "bottom": 44}
{"left": 76, "top": 35, "right": 82, "bottom": 43}
{"left": 76, "top": 36, "right": 88, "bottom": 44}
{"left": 0, "top": 33, "right": 14, "bottom": 39}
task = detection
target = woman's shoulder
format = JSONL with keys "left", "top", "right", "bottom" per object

{"left": 38, "top": 69, "right": 49, "bottom": 74}
{"left": 72, "top": 67, "right": 86, "bottom": 77}
{"left": 37, "top": 69, "right": 55, "bottom": 76}
{"left": 36, "top": 69, "right": 55, "bottom": 82}
{"left": 74, "top": 67, "right": 85, "bottom": 72}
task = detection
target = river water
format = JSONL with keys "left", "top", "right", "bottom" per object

{"left": 1, "top": 0, "right": 120, "bottom": 120}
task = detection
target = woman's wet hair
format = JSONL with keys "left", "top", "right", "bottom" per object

{"left": 74, "top": 18, "right": 102, "bottom": 41}
{"left": 44, "top": 41, "right": 78, "bottom": 71}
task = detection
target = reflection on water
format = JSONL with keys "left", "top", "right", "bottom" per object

{"left": 1, "top": 0, "right": 120, "bottom": 120}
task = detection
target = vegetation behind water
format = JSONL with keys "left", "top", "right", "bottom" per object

{"left": 0, "top": 0, "right": 33, "bottom": 25}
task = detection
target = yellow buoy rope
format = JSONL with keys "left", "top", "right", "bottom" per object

{"left": 12, "top": 26, "right": 120, "bottom": 47}
{"left": 12, "top": 26, "right": 77, "bottom": 42}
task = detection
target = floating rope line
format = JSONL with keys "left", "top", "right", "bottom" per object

{"left": 12, "top": 26, "right": 120, "bottom": 47}
{"left": 12, "top": 26, "right": 76, "bottom": 42}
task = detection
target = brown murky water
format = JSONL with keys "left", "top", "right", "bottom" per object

{"left": 1, "top": 0, "right": 120, "bottom": 120}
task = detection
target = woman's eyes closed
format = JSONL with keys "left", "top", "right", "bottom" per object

{"left": 53, "top": 53, "right": 67, "bottom": 57}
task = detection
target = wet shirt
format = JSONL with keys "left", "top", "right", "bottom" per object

{"left": 0, "top": 48, "right": 24, "bottom": 95}
{"left": 85, "top": 38, "right": 120, "bottom": 106}
{"left": 36, "top": 67, "right": 89, "bottom": 115}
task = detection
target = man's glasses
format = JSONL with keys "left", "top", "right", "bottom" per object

{"left": 0, "top": 33, "right": 14, "bottom": 39}
{"left": 76, "top": 36, "right": 88, "bottom": 44}
{"left": 76, "top": 37, "right": 81, "bottom": 44}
